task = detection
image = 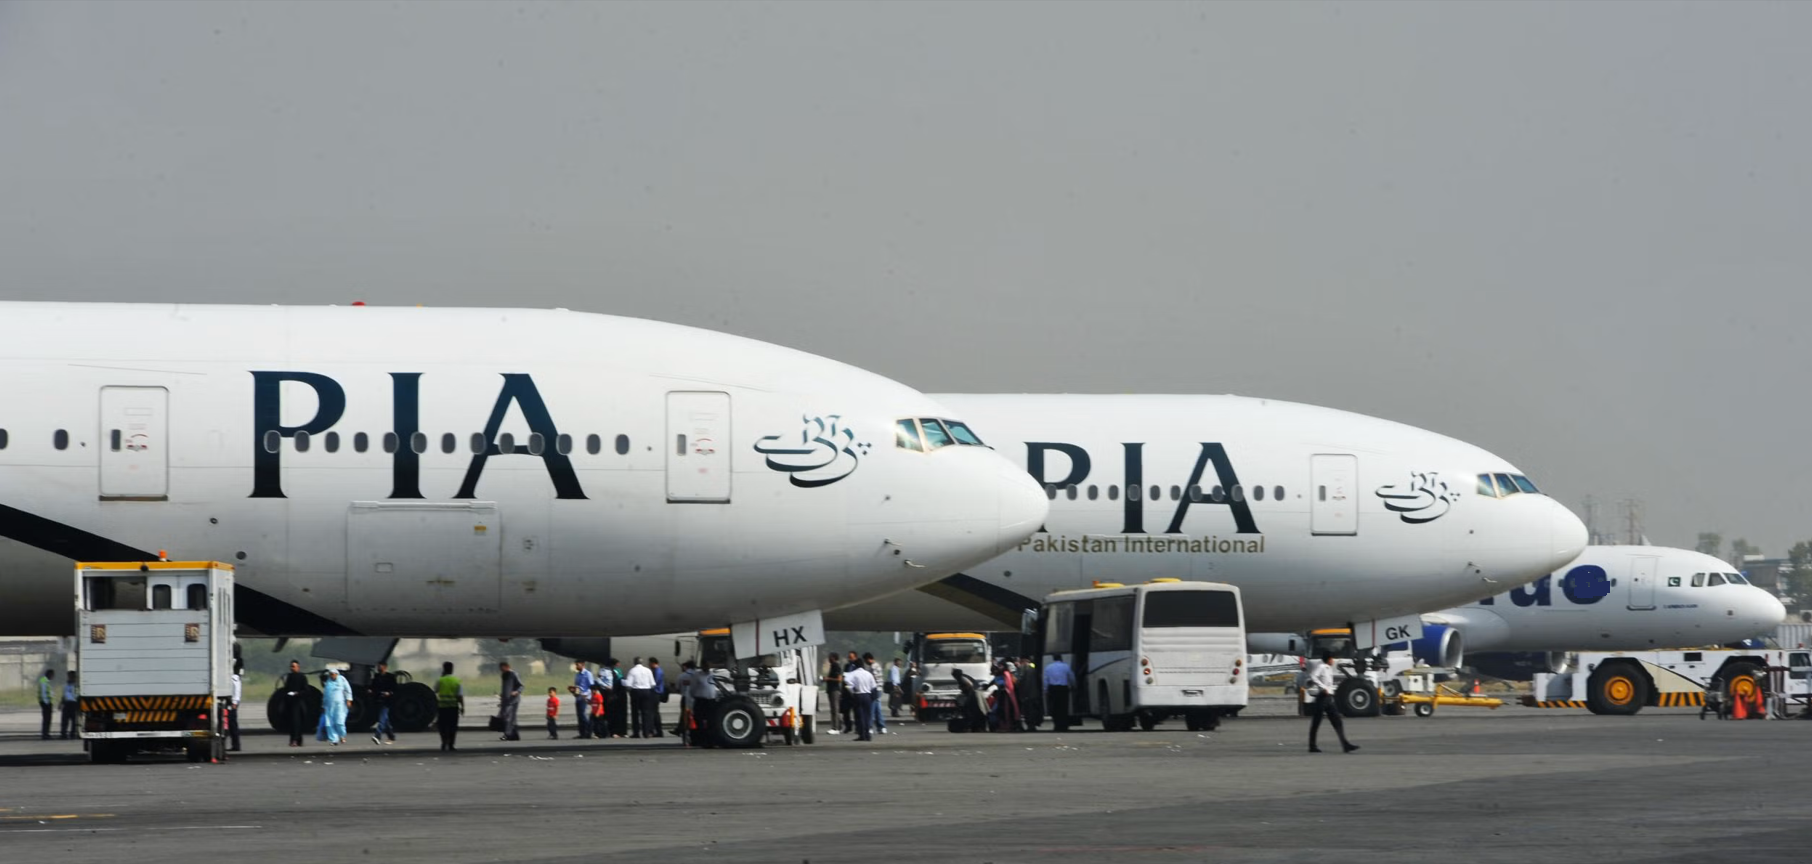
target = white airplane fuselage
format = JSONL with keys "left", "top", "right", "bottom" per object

{"left": 823, "top": 394, "right": 1589, "bottom": 634}
{"left": 0, "top": 303, "right": 1048, "bottom": 637}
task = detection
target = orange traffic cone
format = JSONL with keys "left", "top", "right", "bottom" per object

{"left": 1732, "top": 691, "right": 1749, "bottom": 720}
{"left": 1470, "top": 679, "right": 1482, "bottom": 695}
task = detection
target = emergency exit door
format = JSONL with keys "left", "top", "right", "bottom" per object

{"left": 99, "top": 386, "right": 169, "bottom": 500}
{"left": 1626, "top": 555, "right": 1659, "bottom": 610}
{"left": 666, "top": 391, "right": 731, "bottom": 503}
{"left": 1310, "top": 454, "right": 1358, "bottom": 535}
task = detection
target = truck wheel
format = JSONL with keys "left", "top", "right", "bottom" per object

{"left": 1586, "top": 663, "right": 1648, "bottom": 716}
{"left": 1336, "top": 679, "right": 1382, "bottom": 718}
{"left": 392, "top": 682, "right": 439, "bottom": 733}
{"left": 1413, "top": 703, "right": 1435, "bottom": 718}
{"left": 186, "top": 741, "right": 210, "bottom": 763}
{"left": 1137, "top": 712, "right": 1159, "bottom": 731}
{"left": 90, "top": 740, "right": 126, "bottom": 764}
{"left": 800, "top": 716, "right": 815, "bottom": 745}
{"left": 709, "top": 697, "right": 765, "bottom": 749}
{"left": 1723, "top": 661, "right": 1762, "bottom": 709}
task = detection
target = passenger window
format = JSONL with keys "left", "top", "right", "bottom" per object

{"left": 1212, "top": 486, "right": 1226, "bottom": 503}
{"left": 1107, "top": 484, "right": 1119, "bottom": 501}
{"left": 186, "top": 584, "right": 207, "bottom": 609}
{"left": 615, "top": 434, "right": 630, "bottom": 455}
{"left": 945, "top": 420, "right": 985, "bottom": 446}
{"left": 1708, "top": 573, "right": 1727, "bottom": 586}
{"left": 1150, "top": 485, "right": 1160, "bottom": 502}
{"left": 0, "top": 428, "right": 7, "bottom": 449}
{"left": 411, "top": 432, "right": 428, "bottom": 454}
{"left": 1188, "top": 485, "right": 1202, "bottom": 502}
{"left": 528, "top": 433, "right": 545, "bottom": 456}
{"left": 354, "top": 432, "right": 369, "bottom": 453}
{"left": 1044, "top": 485, "right": 1057, "bottom": 500}
{"left": 1477, "top": 474, "right": 1496, "bottom": 497}
{"left": 471, "top": 433, "right": 487, "bottom": 454}
{"left": 1128, "top": 484, "right": 1140, "bottom": 502}
{"left": 586, "top": 434, "right": 601, "bottom": 455}
{"left": 895, "top": 419, "right": 924, "bottom": 452}
{"left": 499, "top": 433, "right": 515, "bottom": 453}
{"left": 295, "top": 431, "right": 311, "bottom": 452}
{"left": 1087, "top": 485, "right": 1098, "bottom": 501}
{"left": 263, "top": 430, "right": 281, "bottom": 454}
{"left": 325, "top": 432, "right": 340, "bottom": 453}
{"left": 151, "top": 584, "right": 172, "bottom": 610}
{"left": 1231, "top": 485, "right": 1245, "bottom": 502}
{"left": 1274, "top": 485, "right": 1285, "bottom": 501}
{"left": 1253, "top": 485, "right": 1266, "bottom": 501}
{"left": 382, "top": 433, "right": 398, "bottom": 454}
{"left": 557, "top": 433, "right": 572, "bottom": 455}
{"left": 441, "top": 433, "right": 456, "bottom": 454}
{"left": 1169, "top": 485, "right": 1180, "bottom": 501}
{"left": 1493, "top": 474, "right": 1517, "bottom": 497}
{"left": 1066, "top": 485, "right": 1078, "bottom": 500}
{"left": 1691, "top": 573, "right": 1706, "bottom": 587}
{"left": 919, "top": 419, "right": 954, "bottom": 449}
{"left": 54, "top": 429, "right": 69, "bottom": 450}
{"left": 1512, "top": 475, "right": 1540, "bottom": 494}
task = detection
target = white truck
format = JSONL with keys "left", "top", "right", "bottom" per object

{"left": 695, "top": 629, "right": 817, "bottom": 746}
{"left": 907, "top": 632, "right": 993, "bottom": 721}
{"left": 75, "top": 561, "right": 235, "bottom": 763}
{"left": 1527, "top": 647, "right": 1812, "bottom": 716}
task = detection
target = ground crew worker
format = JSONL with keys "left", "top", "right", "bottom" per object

{"left": 1304, "top": 653, "right": 1359, "bottom": 754}
{"left": 38, "top": 668, "right": 54, "bottom": 740}
{"left": 436, "top": 661, "right": 465, "bottom": 752}
{"left": 626, "top": 657, "right": 658, "bottom": 738}
{"left": 280, "top": 660, "right": 311, "bottom": 747}
{"left": 822, "top": 659, "right": 844, "bottom": 734}
{"left": 370, "top": 661, "right": 398, "bottom": 744}
{"left": 1043, "top": 654, "right": 1075, "bottom": 732}
{"left": 227, "top": 665, "right": 242, "bottom": 752}
{"left": 497, "top": 661, "right": 524, "bottom": 741}
{"left": 845, "top": 661, "right": 878, "bottom": 741}
{"left": 59, "top": 671, "right": 80, "bottom": 740}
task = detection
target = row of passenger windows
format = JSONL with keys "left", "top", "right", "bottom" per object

{"left": 1044, "top": 483, "right": 1288, "bottom": 503}
{"left": 895, "top": 418, "right": 986, "bottom": 452}
{"left": 1477, "top": 473, "right": 1541, "bottom": 498}
{"left": 263, "top": 430, "right": 631, "bottom": 457}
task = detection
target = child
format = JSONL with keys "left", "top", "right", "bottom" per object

{"left": 545, "top": 687, "right": 560, "bottom": 739}
{"left": 590, "top": 682, "right": 606, "bottom": 736}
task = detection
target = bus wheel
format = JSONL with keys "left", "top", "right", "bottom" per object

{"left": 1137, "top": 712, "right": 1159, "bottom": 731}
{"left": 1335, "top": 679, "right": 1381, "bottom": 718}
{"left": 709, "top": 697, "right": 765, "bottom": 749}
{"left": 1586, "top": 663, "right": 1648, "bottom": 716}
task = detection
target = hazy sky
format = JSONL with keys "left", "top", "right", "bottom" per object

{"left": 2, "top": 2, "right": 1807, "bottom": 553}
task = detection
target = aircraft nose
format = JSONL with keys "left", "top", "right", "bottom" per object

{"left": 1546, "top": 498, "right": 1589, "bottom": 570}
{"left": 994, "top": 462, "right": 1049, "bottom": 554}
{"left": 1751, "top": 590, "right": 1788, "bottom": 631}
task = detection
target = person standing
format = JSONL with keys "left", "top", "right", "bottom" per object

{"left": 822, "top": 659, "right": 844, "bottom": 734}
{"left": 845, "top": 661, "right": 878, "bottom": 741}
{"left": 648, "top": 658, "right": 667, "bottom": 738}
{"left": 225, "top": 665, "right": 242, "bottom": 752}
{"left": 435, "top": 661, "right": 465, "bottom": 752}
{"left": 682, "top": 660, "right": 720, "bottom": 745}
{"left": 369, "top": 661, "right": 398, "bottom": 745}
{"left": 59, "top": 671, "right": 80, "bottom": 740}
{"left": 1043, "top": 654, "right": 1075, "bottom": 732}
{"left": 625, "top": 658, "right": 657, "bottom": 738}
{"left": 497, "top": 661, "right": 524, "bottom": 741}
{"left": 545, "top": 687, "right": 561, "bottom": 739}
{"left": 863, "top": 653, "right": 888, "bottom": 735}
{"left": 281, "top": 660, "right": 311, "bottom": 747}
{"left": 1304, "top": 653, "right": 1359, "bottom": 754}
{"left": 605, "top": 659, "right": 630, "bottom": 738}
{"left": 887, "top": 659, "right": 906, "bottom": 718}
{"left": 570, "top": 660, "right": 595, "bottom": 739}
{"left": 37, "top": 669, "right": 54, "bottom": 740}
{"left": 321, "top": 668, "right": 353, "bottom": 745}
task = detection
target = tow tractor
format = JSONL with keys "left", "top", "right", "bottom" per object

{"left": 695, "top": 629, "right": 817, "bottom": 746}
{"left": 1526, "top": 647, "right": 1812, "bottom": 716}
{"left": 1293, "top": 628, "right": 1422, "bottom": 717}
{"left": 906, "top": 632, "right": 992, "bottom": 722}
{"left": 75, "top": 561, "right": 235, "bottom": 764}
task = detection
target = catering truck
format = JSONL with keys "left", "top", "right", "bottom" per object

{"left": 907, "top": 632, "right": 993, "bottom": 722}
{"left": 75, "top": 561, "right": 235, "bottom": 763}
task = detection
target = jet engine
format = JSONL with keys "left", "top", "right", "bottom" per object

{"left": 1410, "top": 624, "right": 1464, "bottom": 668}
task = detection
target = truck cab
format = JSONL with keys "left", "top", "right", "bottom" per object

{"left": 907, "top": 632, "right": 993, "bottom": 721}
{"left": 695, "top": 629, "right": 817, "bottom": 746}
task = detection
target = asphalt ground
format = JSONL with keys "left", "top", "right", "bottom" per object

{"left": 2, "top": 698, "right": 1809, "bottom": 864}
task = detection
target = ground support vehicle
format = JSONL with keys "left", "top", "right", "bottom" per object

{"left": 1291, "top": 629, "right": 1423, "bottom": 718}
{"left": 1034, "top": 580, "right": 1248, "bottom": 732}
{"left": 1526, "top": 648, "right": 1812, "bottom": 716}
{"left": 907, "top": 632, "right": 992, "bottom": 722}
{"left": 75, "top": 561, "right": 235, "bottom": 764}
{"left": 1389, "top": 675, "right": 1504, "bottom": 718}
{"left": 695, "top": 629, "right": 816, "bottom": 747}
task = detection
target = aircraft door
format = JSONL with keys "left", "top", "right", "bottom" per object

{"left": 1309, "top": 454, "right": 1358, "bottom": 535}
{"left": 99, "top": 386, "right": 169, "bottom": 500}
{"left": 666, "top": 391, "right": 731, "bottom": 503}
{"left": 1626, "top": 555, "right": 1659, "bottom": 610}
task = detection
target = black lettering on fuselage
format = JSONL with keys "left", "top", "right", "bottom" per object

{"left": 389, "top": 372, "right": 423, "bottom": 499}
{"left": 1023, "top": 441, "right": 1259, "bottom": 535}
{"left": 1164, "top": 443, "right": 1259, "bottom": 535}
{"left": 454, "top": 373, "right": 587, "bottom": 500}
{"left": 250, "top": 371, "right": 347, "bottom": 498}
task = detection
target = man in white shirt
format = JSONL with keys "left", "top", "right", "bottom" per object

{"left": 1304, "top": 653, "right": 1359, "bottom": 754}
{"left": 228, "top": 663, "right": 243, "bottom": 752}
{"left": 625, "top": 658, "right": 658, "bottom": 739}
{"left": 844, "top": 662, "right": 878, "bottom": 741}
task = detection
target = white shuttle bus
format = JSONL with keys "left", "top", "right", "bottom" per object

{"left": 1038, "top": 580, "right": 1247, "bottom": 732}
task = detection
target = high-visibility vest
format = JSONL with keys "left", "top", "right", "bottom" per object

{"left": 436, "top": 675, "right": 461, "bottom": 708}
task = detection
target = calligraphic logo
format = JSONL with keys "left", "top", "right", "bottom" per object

{"left": 753, "top": 415, "right": 871, "bottom": 488}
{"left": 1374, "top": 472, "right": 1457, "bottom": 524}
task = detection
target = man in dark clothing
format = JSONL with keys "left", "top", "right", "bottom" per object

{"left": 1043, "top": 654, "right": 1075, "bottom": 733}
{"left": 497, "top": 661, "right": 524, "bottom": 741}
{"left": 605, "top": 658, "right": 630, "bottom": 738}
{"left": 370, "top": 662, "right": 398, "bottom": 744}
{"left": 280, "top": 660, "right": 312, "bottom": 747}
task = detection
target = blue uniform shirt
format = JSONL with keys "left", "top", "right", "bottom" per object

{"left": 1043, "top": 660, "right": 1076, "bottom": 688}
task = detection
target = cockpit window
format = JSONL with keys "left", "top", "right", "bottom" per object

{"left": 1691, "top": 572, "right": 1706, "bottom": 587}
{"left": 1511, "top": 475, "right": 1539, "bottom": 494}
{"left": 1477, "top": 475, "right": 1496, "bottom": 497}
{"left": 895, "top": 419, "right": 924, "bottom": 452}
{"left": 1728, "top": 573, "right": 1749, "bottom": 585}
{"left": 944, "top": 420, "right": 985, "bottom": 446}
{"left": 919, "top": 418, "right": 955, "bottom": 449}
{"left": 1476, "top": 472, "right": 1545, "bottom": 498}
{"left": 1492, "top": 474, "right": 1515, "bottom": 497}
{"left": 1708, "top": 573, "right": 1727, "bottom": 586}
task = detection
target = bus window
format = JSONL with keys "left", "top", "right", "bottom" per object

{"left": 1089, "top": 596, "right": 1135, "bottom": 652}
{"left": 186, "top": 584, "right": 208, "bottom": 610}
{"left": 1143, "top": 590, "right": 1242, "bottom": 628}
{"left": 151, "top": 584, "right": 173, "bottom": 610}
{"left": 1044, "top": 603, "right": 1074, "bottom": 656}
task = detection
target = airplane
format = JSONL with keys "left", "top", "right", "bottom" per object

{"left": 822, "top": 393, "right": 1589, "bottom": 635}
{"left": 0, "top": 302, "right": 1048, "bottom": 638}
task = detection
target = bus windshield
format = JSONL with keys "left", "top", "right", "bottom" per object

{"left": 921, "top": 640, "right": 988, "bottom": 664}
{"left": 1142, "top": 591, "right": 1241, "bottom": 628}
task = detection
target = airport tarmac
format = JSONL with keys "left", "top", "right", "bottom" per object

{"left": 1, "top": 698, "right": 1808, "bottom": 864}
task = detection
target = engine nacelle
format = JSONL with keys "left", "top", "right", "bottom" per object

{"left": 538, "top": 638, "right": 615, "bottom": 665}
{"left": 1411, "top": 625, "right": 1464, "bottom": 668}
{"left": 1245, "top": 633, "right": 1309, "bottom": 655}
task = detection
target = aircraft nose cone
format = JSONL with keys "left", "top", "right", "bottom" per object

{"left": 996, "top": 463, "right": 1049, "bottom": 554}
{"left": 1755, "top": 591, "right": 1788, "bottom": 630}
{"left": 1547, "top": 499, "right": 1588, "bottom": 569}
